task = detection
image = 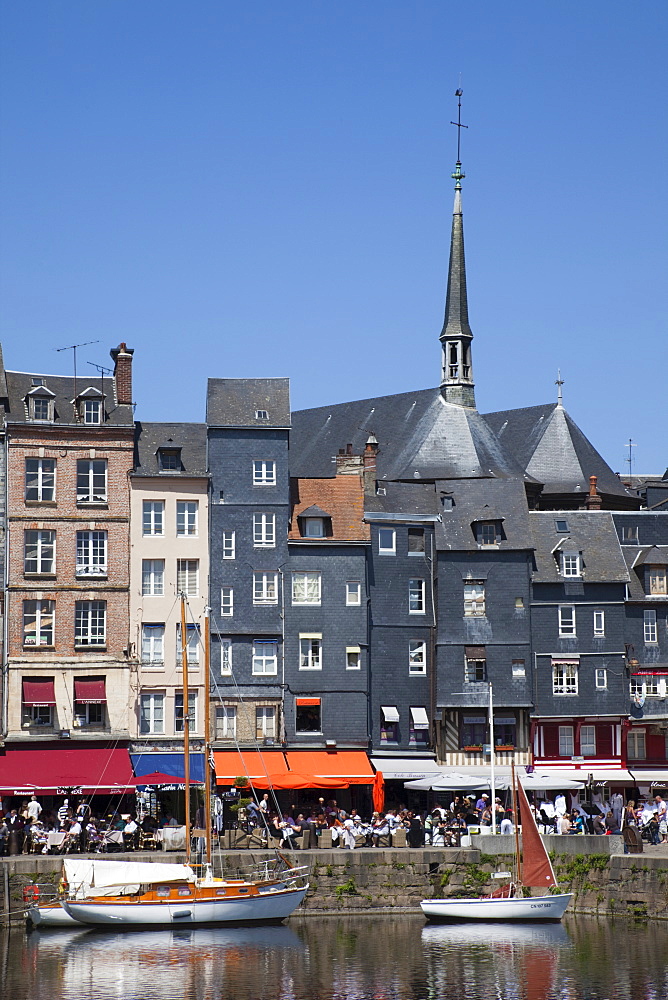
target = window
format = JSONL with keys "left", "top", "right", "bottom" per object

{"left": 253, "top": 572, "right": 278, "bottom": 604}
{"left": 465, "top": 647, "right": 487, "bottom": 683}
{"left": 252, "top": 640, "right": 278, "bottom": 675}
{"left": 76, "top": 531, "right": 107, "bottom": 577}
{"left": 74, "top": 701, "right": 104, "bottom": 726}
{"left": 593, "top": 610, "right": 605, "bottom": 637}
{"left": 141, "top": 625, "right": 164, "bottom": 665}
{"left": 644, "top": 610, "right": 658, "bottom": 643}
{"left": 378, "top": 527, "right": 396, "bottom": 554}
{"left": 409, "top": 578, "right": 425, "bottom": 614}
{"left": 648, "top": 566, "right": 667, "bottom": 596}
{"left": 558, "top": 605, "right": 576, "bottom": 636}
{"left": 555, "top": 519, "right": 569, "bottom": 533}
{"left": 220, "top": 587, "right": 233, "bottom": 617}
{"left": 177, "top": 559, "right": 199, "bottom": 597}
{"left": 512, "top": 659, "right": 526, "bottom": 678}
{"left": 23, "top": 600, "right": 54, "bottom": 647}
{"left": 627, "top": 730, "right": 646, "bottom": 760}
{"left": 630, "top": 676, "right": 644, "bottom": 699}
{"left": 76, "top": 460, "right": 107, "bottom": 503}
{"left": 346, "top": 581, "right": 361, "bottom": 606}
{"left": 381, "top": 706, "right": 400, "bottom": 744}
{"left": 175, "top": 691, "right": 197, "bottom": 733}
{"left": 143, "top": 500, "right": 164, "bottom": 535}
{"left": 75, "top": 601, "right": 106, "bottom": 647}
{"left": 408, "top": 527, "right": 425, "bottom": 553}
{"left": 222, "top": 531, "right": 235, "bottom": 559}
{"left": 552, "top": 661, "right": 578, "bottom": 695}
{"left": 142, "top": 559, "right": 164, "bottom": 596}
{"left": 494, "top": 717, "right": 517, "bottom": 748}
{"left": 303, "top": 517, "right": 325, "bottom": 538}
{"left": 346, "top": 646, "right": 361, "bottom": 670}
{"left": 158, "top": 448, "right": 181, "bottom": 471}
{"left": 292, "top": 572, "right": 321, "bottom": 605}
{"left": 24, "top": 530, "right": 55, "bottom": 574}
{"left": 461, "top": 715, "right": 486, "bottom": 749}
{"left": 595, "top": 668, "right": 607, "bottom": 689}
{"left": 256, "top": 706, "right": 276, "bottom": 739}
{"left": 622, "top": 524, "right": 639, "bottom": 544}
{"left": 409, "top": 640, "right": 426, "bottom": 676}
{"left": 409, "top": 706, "right": 430, "bottom": 746}
{"left": 83, "top": 398, "right": 102, "bottom": 424}
{"left": 253, "top": 513, "right": 276, "bottom": 547}
{"left": 25, "top": 458, "right": 55, "bottom": 502}
{"left": 477, "top": 521, "right": 497, "bottom": 546}
{"left": 464, "top": 581, "right": 485, "bottom": 617}
{"left": 561, "top": 552, "right": 582, "bottom": 578}
{"left": 253, "top": 460, "right": 276, "bottom": 486}
{"left": 220, "top": 639, "right": 232, "bottom": 674}
{"left": 176, "top": 501, "right": 198, "bottom": 536}
{"left": 140, "top": 692, "right": 165, "bottom": 735}
{"left": 296, "top": 700, "right": 321, "bottom": 733}
{"left": 300, "top": 635, "right": 322, "bottom": 670}
{"left": 255, "top": 409, "right": 269, "bottom": 420}
{"left": 644, "top": 675, "right": 662, "bottom": 697}
{"left": 215, "top": 705, "right": 236, "bottom": 740}
{"left": 24, "top": 705, "right": 53, "bottom": 727}
{"left": 31, "top": 395, "right": 53, "bottom": 421}
{"left": 176, "top": 624, "right": 200, "bottom": 665}
{"left": 580, "top": 725, "right": 596, "bottom": 756}
{"left": 558, "top": 725, "right": 574, "bottom": 756}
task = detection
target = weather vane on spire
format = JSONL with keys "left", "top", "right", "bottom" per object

{"left": 555, "top": 369, "right": 564, "bottom": 405}
{"left": 450, "top": 88, "right": 468, "bottom": 188}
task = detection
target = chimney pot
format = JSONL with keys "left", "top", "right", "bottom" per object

{"left": 110, "top": 342, "right": 134, "bottom": 406}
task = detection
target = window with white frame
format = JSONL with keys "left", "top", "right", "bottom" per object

{"left": 256, "top": 705, "right": 276, "bottom": 739}
{"left": 621, "top": 524, "right": 639, "bottom": 543}
{"left": 74, "top": 700, "right": 104, "bottom": 726}
{"left": 409, "top": 640, "right": 426, "bottom": 675}
{"left": 215, "top": 705, "right": 236, "bottom": 740}
{"left": 558, "top": 605, "right": 576, "bottom": 636}
{"left": 142, "top": 559, "right": 164, "bottom": 596}
{"left": 140, "top": 692, "right": 164, "bottom": 734}
{"left": 83, "top": 398, "right": 102, "bottom": 424}
{"left": 595, "top": 668, "right": 607, "bottom": 689}
{"left": 76, "top": 530, "right": 107, "bottom": 577}
{"left": 143, "top": 500, "right": 164, "bottom": 535}
{"left": 593, "top": 610, "right": 605, "bottom": 637}
{"left": 409, "top": 578, "right": 425, "bottom": 614}
{"left": 302, "top": 517, "right": 325, "bottom": 538}
{"left": 25, "top": 457, "right": 56, "bottom": 502}
{"left": 253, "top": 460, "right": 276, "bottom": 486}
{"left": 220, "top": 639, "right": 232, "bottom": 674}
{"left": 560, "top": 551, "right": 582, "bottom": 578}
{"left": 580, "top": 725, "right": 596, "bottom": 756}
{"left": 346, "top": 581, "right": 361, "bottom": 606}
{"left": 176, "top": 623, "right": 200, "bottom": 665}
{"left": 220, "top": 587, "right": 233, "bottom": 617}
{"left": 23, "top": 703, "right": 53, "bottom": 727}
{"left": 346, "top": 646, "right": 361, "bottom": 670}
{"left": 253, "top": 572, "right": 278, "bottom": 604}
{"left": 24, "top": 530, "right": 55, "bottom": 574}
{"left": 222, "top": 531, "right": 235, "bottom": 559}
{"left": 23, "top": 600, "right": 54, "bottom": 647}
{"left": 558, "top": 725, "right": 574, "bottom": 756}
{"left": 74, "top": 601, "right": 106, "bottom": 647}
{"left": 464, "top": 581, "right": 485, "bottom": 616}
{"left": 292, "top": 571, "right": 321, "bottom": 605}
{"left": 552, "top": 660, "right": 578, "bottom": 695}
{"left": 176, "top": 559, "right": 199, "bottom": 596}
{"left": 300, "top": 635, "right": 322, "bottom": 669}
{"left": 141, "top": 624, "right": 165, "bottom": 665}
{"left": 252, "top": 640, "right": 278, "bottom": 675}
{"left": 378, "top": 527, "right": 396, "bottom": 554}
{"left": 627, "top": 729, "right": 646, "bottom": 760}
{"left": 512, "top": 659, "right": 526, "bottom": 678}
{"left": 76, "top": 459, "right": 107, "bottom": 503}
{"left": 176, "top": 501, "right": 198, "bottom": 536}
{"left": 175, "top": 691, "right": 197, "bottom": 733}
{"left": 630, "top": 675, "right": 644, "bottom": 698}
{"left": 634, "top": 674, "right": 663, "bottom": 697}
{"left": 648, "top": 566, "right": 667, "bottom": 596}
{"left": 644, "top": 610, "right": 658, "bottom": 643}
{"left": 255, "top": 409, "right": 269, "bottom": 420}
{"left": 409, "top": 706, "right": 430, "bottom": 746}
{"left": 30, "top": 394, "right": 53, "bottom": 421}
{"left": 253, "top": 513, "right": 276, "bottom": 547}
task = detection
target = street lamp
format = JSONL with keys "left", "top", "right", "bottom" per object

{"left": 451, "top": 681, "right": 497, "bottom": 835}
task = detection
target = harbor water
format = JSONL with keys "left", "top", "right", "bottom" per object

{"left": 2, "top": 913, "right": 667, "bottom": 999}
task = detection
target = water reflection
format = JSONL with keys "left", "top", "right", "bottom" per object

{"left": 1, "top": 914, "right": 667, "bottom": 1000}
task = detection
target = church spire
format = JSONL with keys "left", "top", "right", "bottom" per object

{"left": 440, "top": 89, "right": 475, "bottom": 408}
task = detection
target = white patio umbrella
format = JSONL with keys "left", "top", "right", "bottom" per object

{"left": 404, "top": 771, "right": 489, "bottom": 791}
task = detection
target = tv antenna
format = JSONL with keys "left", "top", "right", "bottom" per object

{"left": 625, "top": 438, "right": 636, "bottom": 479}
{"left": 55, "top": 340, "right": 99, "bottom": 403}
{"left": 450, "top": 87, "right": 468, "bottom": 164}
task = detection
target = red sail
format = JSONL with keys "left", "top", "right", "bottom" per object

{"left": 516, "top": 778, "right": 558, "bottom": 889}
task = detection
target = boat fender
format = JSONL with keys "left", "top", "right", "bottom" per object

{"left": 172, "top": 909, "right": 193, "bottom": 919}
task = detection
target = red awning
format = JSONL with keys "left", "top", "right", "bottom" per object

{"left": 0, "top": 746, "right": 134, "bottom": 794}
{"left": 74, "top": 678, "right": 106, "bottom": 703}
{"left": 296, "top": 698, "right": 320, "bottom": 706}
{"left": 213, "top": 750, "right": 290, "bottom": 786}
{"left": 285, "top": 750, "right": 374, "bottom": 785}
{"left": 22, "top": 679, "right": 56, "bottom": 706}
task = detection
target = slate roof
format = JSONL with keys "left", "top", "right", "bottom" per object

{"left": 289, "top": 478, "right": 369, "bottom": 541}
{"left": 621, "top": 546, "right": 668, "bottom": 600}
{"left": 133, "top": 422, "right": 208, "bottom": 477}
{"left": 529, "top": 511, "right": 629, "bottom": 584}
{"left": 206, "top": 378, "right": 290, "bottom": 428}
{"left": 2, "top": 371, "right": 134, "bottom": 427}
{"left": 440, "top": 186, "right": 473, "bottom": 343}
{"left": 364, "top": 482, "right": 439, "bottom": 518}
{"left": 435, "top": 478, "right": 534, "bottom": 552}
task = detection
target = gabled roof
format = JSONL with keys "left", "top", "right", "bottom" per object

{"left": 634, "top": 545, "right": 668, "bottom": 567}
{"left": 133, "top": 422, "right": 208, "bottom": 477}
{"left": 206, "top": 378, "right": 290, "bottom": 428}
{"left": 529, "top": 511, "right": 629, "bottom": 583}
{"left": 2, "top": 371, "right": 133, "bottom": 427}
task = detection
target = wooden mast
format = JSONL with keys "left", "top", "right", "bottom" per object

{"left": 203, "top": 606, "right": 212, "bottom": 866}
{"left": 180, "top": 595, "right": 191, "bottom": 865}
{"left": 510, "top": 761, "right": 522, "bottom": 887}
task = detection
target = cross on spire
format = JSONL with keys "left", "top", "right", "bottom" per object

{"left": 555, "top": 369, "right": 564, "bottom": 405}
{"left": 450, "top": 88, "right": 468, "bottom": 188}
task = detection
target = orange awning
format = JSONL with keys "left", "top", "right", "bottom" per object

{"left": 213, "top": 750, "right": 289, "bottom": 786}
{"left": 285, "top": 751, "right": 374, "bottom": 785}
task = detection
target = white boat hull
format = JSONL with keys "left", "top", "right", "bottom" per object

{"left": 63, "top": 885, "right": 308, "bottom": 927}
{"left": 27, "top": 902, "right": 81, "bottom": 927}
{"left": 420, "top": 892, "right": 572, "bottom": 922}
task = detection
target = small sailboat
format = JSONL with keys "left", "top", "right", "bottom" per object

{"left": 421, "top": 765, "right": 572, "bottom": 922}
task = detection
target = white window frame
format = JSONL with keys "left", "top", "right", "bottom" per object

{"left": 409, "top": 578, "right": 425, "bottom": 614}
{"left": 512, "top": 659, "right": 526, "bottom": 677}
{"left": 552, "top": 661, "right": 578, "bottom": 695}
{"left": 253, "top": 513, "right": 276, "bottom": 548}
{"left": 83, "top": 398, "right": 102, "bottom": 424}
{"left": 176, "top": 559, "right": 199, "bottom": 597}
{"left": 220, "top": 587, "right": 233, "bottom": 617}
{"left": 253, "top": 571, "right": 278, "bottom": 605}
{"left": 141, "top": 624, "right": 165, "bottom": 666}
{"left": 76, "top": 459, "right": 107, "bottom": 504}
{"left": 24, "top": 529, "right": 55, "bottom": 574}
{"left": 465, "top": 655, "right": 487, "bottom": 683}
{"left": 252, "top": 640, "right": 278, "bottom": 675}
{"left": 303, "top": 517, "right": 325, "bottom": 538}
{"left": 176, "top": 501, "right": 198, "bottom": 537}
{"left": 409, "top": 640, "right": 426, "bottom": 676}
{"left": 216, "top": 705, "right": 237, "bottom": 740}
{"left": 477, "top": 521, "right": 497, "bottom": 546}
{"left": 31, "top": 395, "right": 53, "bottom": 421}
{"left": 561, "top": 551, "right": 582, "bottom": 578}
{"left": 346, "top": 646, "right": 361, "bottom": 670}
{"left": 346, "top": 581, "right": 361, "bottom": 606}
{"left": 175, "top": 691, "right": 198, "bottom": 733}
{"left": 25, "top": 457, "right": 56, "bottom": 502}
{"left": 292, "top": 571, "right": 321, "bottom": 605}
{"left": 216, "top": 638, "right": 232, "bottom": 675}
{"left": 593, "top": 610, "right": 605, "bottom": 637}
{"left": 76, "top": 530, "right": 107, "bottom": 577}
{"left": 176, "top": 623, "right": 200, "bottom": 666}
{"left": 299, "top": 635, "right": 322, "bottom": 670}
{"left": 142, "top": 500, "right": 164, "bottom": 536}
{"left": 142, "top": 559, "right": 165, "bottom": 596}
{"left": 595, "top": 668, "right": 607, "bottom": 689}
{"left": 558, "top": 605, "right": 576, "bottom": 637}
{"left": 23, "top": 599, "right": 55, "bottom": 647}
{"left": 580, "top": 725, "right": 596, "bottom": 756}
{"left": 256, "top": 705, "right": 276, "bottom": 739}
{"left": 74, "top": 601, "right": 106, "bottom": 647}
{"left": 627, "top": 730, "right": 646, "bottom": 760}
{"left": 222, "top": 531, "right": 235, "bottom": 560}
{"left": 253, "top": 460, "right": 276, "bottom": 486}
{"left": 464, "top": 581, "right": 486, "bottom": 617}
{"left": 648, "top": 566, "right": 667, "bottom": 596}
{"left": 558, "top": 725, "right": 574, "bottom": 756}
{"left": 378, "top": 527, "right": 396, "bottom": 554}
{"left": 140, "top": 692, "right": 165, "bottom": 735}
{"left": 644, "top": 610, "right": 658, "bottom": 643}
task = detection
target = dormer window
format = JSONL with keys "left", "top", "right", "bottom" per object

{"left": 255, "top": 409, "right": 269, "bottom": 420}
{"left": 648, "top": 566, "right": 667, "bottom": 596}
{"left": 83, "top": 398, "right": 102, "bottom": 424}
{"left": 158, "top": 447, "right": 181, "bottom": 472}
{"left": 560, "top": 551, "right": 582, "bottom": 578}
{"left": 73, "top": 387, "right": 104, "bottom": 424}
{"left": 27, "top": 384, "right": 56, "bottom": 422}
{"left": 303, "top": 518, "right": 324, "bottom": 538}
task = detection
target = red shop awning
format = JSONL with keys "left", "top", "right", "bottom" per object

{"left": 74, "top": 678, "right": 107, "bottom": 703}
{"left": 0, "top": 746, "right": 134, "bottom": 795}
{"left": 22, "top": 679, "right": 56, "bottom": 706}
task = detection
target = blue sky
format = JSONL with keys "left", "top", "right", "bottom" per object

{"left": 1, "top": 2, "right": 666, "bottom": 474}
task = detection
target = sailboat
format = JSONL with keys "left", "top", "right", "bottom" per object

{"left": 29, "top": 600, "right": 309, "bottom": 928}
{"left": 420, "top": 765, "right": 572, "bottom": 922}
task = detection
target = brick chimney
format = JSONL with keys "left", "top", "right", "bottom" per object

{"left": 110, "top": 342, "right": 134, "bottom": 405}
{"left": 585, "top": 475, "right": 602, "bottom": 510}
{"left": 363, "top": 435, "right": 379, "bottom": 495}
